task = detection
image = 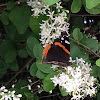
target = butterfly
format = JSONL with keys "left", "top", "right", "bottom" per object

{"left": 41, "top": 31, "right": 71, "bottom": 67}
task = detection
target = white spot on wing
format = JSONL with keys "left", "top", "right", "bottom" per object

{"left": 61, "top": 37, "right": 64, "bottom": 40}
{"left": 65, "top": 40, "right": 70, "bottom": 44}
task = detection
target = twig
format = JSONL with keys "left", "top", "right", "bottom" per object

{"left": 30, "top": 79, "right": 41, "bottom": 86}
{"left": 71, "top": 13, "right": 100, "bottom": 16}
{"left": 69, "top": 37, "right": 100, "bottom": 58}
{"left": 5, "top": 57, "right": 34, "bottom": 86}
{"left": 0, "top": 0, "right": 26, "bottom": 7}
{"left": 39, "top": 93, "right": 60, "bottom": 99}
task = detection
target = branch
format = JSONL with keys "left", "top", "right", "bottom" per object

{"left": 69, "top": 37, "right": 100, "bottom": 58}
{"left": 70, "top": 13, "right": 100, "bottom": 16}
{"left": 5, "top": 57, "right": 34, "bottom": 86}
{"left": 0, "top": 0, "right": 26, "bottom": 7}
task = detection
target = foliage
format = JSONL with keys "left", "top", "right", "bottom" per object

{"left": 0, "top": 0, "right": 100, "bottom": 100}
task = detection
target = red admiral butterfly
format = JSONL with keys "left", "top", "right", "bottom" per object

{"left": 42, "top": 31, "right": 70, "bottom": 67}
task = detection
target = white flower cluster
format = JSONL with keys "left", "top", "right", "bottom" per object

{"left": 27, "top": 0, "right": 69, "bottom": 47}
{"left": 40, "top": 11, "right": 70, "bottom": 47}
{"left": 27, "top": 0, "right": 50, "bottom": 16}
{"left": 0, "top": 86, "right": 22, "bottom": 100}
{"left": 51, "top": 57, "right": 97, "bottom": 100}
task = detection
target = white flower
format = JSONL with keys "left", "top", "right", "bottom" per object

{"left": 0, "top": 86, "right": 22, "bottom": 100}
{"left": 40, "top": 14, "right": 69, "bottom": 47}
{"left": 56, "top": 2, "right": 62, "bottom": 12}
{"left": 51, "top": 57, "right": 97, "bottom": 100}
{"left": 27, "top": 0, "right": 49, "bottom": 16}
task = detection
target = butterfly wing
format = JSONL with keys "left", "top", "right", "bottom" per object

{"left": 42, "top": 32, "right": 70, "bottom": 64}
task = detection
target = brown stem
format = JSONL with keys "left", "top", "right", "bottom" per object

{"left": 5, "top": 57, "right": 34, "bottom": 86}
{"left": 69, "top": 37, "right": 100, "bottom": 58}
{"left": 70, "top": 13, "right": 100, "bottom": 16}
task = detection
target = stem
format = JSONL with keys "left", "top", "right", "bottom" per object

{"left": 5, "top": 57, "right": 34, "bottom": 86}
{"left": 69, "top": 37, "right": 100, "bottom": 58}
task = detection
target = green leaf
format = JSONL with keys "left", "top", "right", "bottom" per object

{"left": 30, "top": 63, "right": 38, "bottom": 76}
{"left": 97, "top": 93, "right": 100, "bottom": 100}
{"left": 9, "top": 6, "right": 31, "bottom": 34}
{"left": 0, "top": 11, "right": 9, "bottom": 25}
{"left": 62, "top": 0, "right": 70, "bottom": 2}
{"left": 86, "top": 0, "right": 100, "bottom": 9}
{"left": 0, "top": 95, "right": 2, "bottom": 99}
{"left": 36, "top": 60, "right": 54, "bottom": 73}
{"left": 0, "top": 40, "right": 15, "bottom": 57}
{"left": 0, "top": 60, "right": 8, "bottom": 75}
{"left": 70, "top": 40, "right": 89, "bottom": 59}
{"left": 15, "top": 80, "right": 28, "bottom": 89}
{"left": 59, "top": 86, "right": 68, "bottom": 96}
{"left": 27, "top": 36, "right": 39, "bottom": 51}
{"left": 70, "top": 41, "right": 81, "bottom": 59}
{"left": 36, "top": 69, "right": 47, "bottom": 79}
{"left": 9, "top": 61, "right": 19, "bottom": 71}
{"left": 80, "top": 38, "right": 98, "bottom": 52}
{"left": 85, "top": 6, "right": 100, "bottom": 14}
{"left": 71, "top": 0, "right": 81, "bottom": 13}
{"left": 26, "top": 45, "right": 34, "bottom": 57}
{"left": 91, "top": 65, "right": 98, "bottom": 78}
{"left": 33, "top": 44, "right": 43, "bottom": 59}
{"left": 73, "top": 28, "right": 83, "bottom": 41}
{"left": 98, "top": 68, "right": 100, "bottom": 79}
{"left": 6, "top": 0, "right": 14, "bottom": 10}
{"left": 96, "top": 59, "right": 100, "bottom": 67}
{"left": 5, "top": 50, "right": 16, "bottom": 63}
{"left": 43, "top": 0, "right": 60, "bottom": 5}
{"left": 18, "top": 50, "right": 28, "bottom": 58}
{"left": 43, "top": 72, "right": 58, "bottom": 92}
{"left": 30, "top": 15, "right": 48, "bottom": 34}
{"left": 4, "top": 23, "right": 16, "bottom": 40}
{"left": 24, "top": 92, "right": 34, "bottom": 99}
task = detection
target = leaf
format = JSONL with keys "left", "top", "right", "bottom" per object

{"left": 71, "top": 0, "right": 81, "bottom": 13}
{"left": 0, "top": 60, "right": 8, "bottom": 75}
{"left": 5, "top": 50, "right": 16, "bottom": 63}
{"left": 96, "top": 59, "right": 100, "bottom": 67}
{"left": 59, "top": 86, "right": 68, "bottom": 96}
{"left": 9, "top": 61, "right": 19, "bottom": 71}
{"left": 33, "top": 44, "right": 43, "bottom": 59}
{"left": 0, "top": 40, "right": 15, "bottom": 57}
{"left": 15, "top": 80, "right": 28, "bottom": 89}
{"left": 91, "top": 65, "right": 98, "bottom": 78}
{"left": 36, "top": 60, "right": 54, "bottom": 73}
{"left": 30, "top": 15, "right": 48, "bottom": 34}
{"left": 98, "top": 68, "right": 100, "bottom": 80}
{"left": 36, "top": 69, "right": 47, "bottom": 79}
{"left": 6, "top": 0, "right": 14, "bottom": 10}
{"left": 30, "top": 63, "right": 38, "bottom": 76}
{"left": 70, "top": 40, "right": 89, "bottom": 59}
{"left": 97, "top": 93, "right": 100, "bottom": 100}
{"left": 80, "top": 38, "right": 98, "bottom": 52}
{"left": 85, "top": 6, "right": 100, "bottom": 14}
{"left": 26, "top": 45, "right": 34, "bottom": 57}
{"left": 4, "top": 23, "right": 16, "bottom": 40}
{"left": 43, "top": 0, "right": 60, "bottom": 5}
{"left": 43, "top": 72, "right": 58, "bottom": 92}
{"left": 9, "top": 6, "right": 31, "bottom": 34}
{"left": 18, "top": 50, "right": 28, "bottom": 58}
{"left": 86, "top": 0, "right": 100, "bottom": 9}
{"left": 0, "top": 11, "right": 9, "bottom": 25}
{"left": 62, "top": 0, "right": 70, "bottom": 2}
{"left": 73, "top": 28, "right": 83, "bottom": 41}
{"left": 27, "top": 36, "right": 39, "bottom": 51}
